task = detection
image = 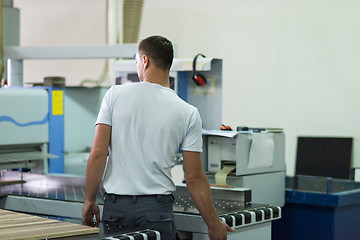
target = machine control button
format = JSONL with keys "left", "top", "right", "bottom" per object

{"left": 253, "top": 210, "right": 263, "bottom": 222}
{"left": 262, "top": 208, "right": 271, "bottom": 220}
{"left": 126, "top": 233, "right": 146, "bottom": 240}
{"left": 271, "top": 207, "right": 280, "bottom": 218}
{"left": 241, "top": 212, "right": 252, "bottom": 224}
{"left": 232, "top": 213, "right": 243, "bottom": 226}
{"left": 219, "top": 215, "right": 233, "bottom": 227}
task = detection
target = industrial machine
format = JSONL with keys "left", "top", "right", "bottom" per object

{"left": 203, "top": 129, "right": 285, "bottom": 206}
{"left": 0, "top": 87, "right": 63, "bottom": 175}
{"left": 1, "top": 44, "right": 138, "bottom": 175}
{"left": 0, "top": 54, "right": 284, "bottom": 239}
{"left": 0, "top": 170, "right": 281, "bottom": 240}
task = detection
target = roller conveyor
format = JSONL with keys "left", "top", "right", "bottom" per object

{"left": 218, "top": 206, "right": 281, "bottom": 228}
{"left": 100, "top": 229, "right": 161, "bottom": 240}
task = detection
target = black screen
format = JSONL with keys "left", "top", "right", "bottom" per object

{"left": 295, "top": 137, "right": 353, "bottom": 179}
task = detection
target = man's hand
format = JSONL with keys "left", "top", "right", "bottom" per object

{"left": 82, "top": 201, "right": 100, "bottom": 223}
{"left": 208, "top": 221, "right": 235, "bottom": 240}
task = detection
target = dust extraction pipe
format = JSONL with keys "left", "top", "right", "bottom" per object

{"left": 123, "top": 0, "right": 143, "bottom": 43}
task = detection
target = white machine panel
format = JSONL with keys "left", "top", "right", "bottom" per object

{"left": 0, "top": 88, "right": 48, "bottom": 145}
{"left": 208, "top": 132, "right": 285, "bottom": 176}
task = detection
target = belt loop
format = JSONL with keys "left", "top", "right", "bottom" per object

{"left": 156, "top": 194, "right": 161, "bottom": 202}
{"left": 102, "top": 192, "right": 107, "bottom": 203}
{"left": 170, "top": 194, "right": 175, "bottom": 202}
{"left": 132, "top": 196, "right": 137, "bottom": 203}
{"left": 111, "top": 194, "right": 116, "bottom": 203}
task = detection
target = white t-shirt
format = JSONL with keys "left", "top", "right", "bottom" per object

{"left": 96, "top": 81, "right": 203, "bottom": 195}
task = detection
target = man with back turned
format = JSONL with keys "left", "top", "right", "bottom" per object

{"left": 82, "top": 35, "right": 234, "bottom": 240}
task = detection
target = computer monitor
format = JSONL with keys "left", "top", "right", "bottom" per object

{"left": 295, "top": 137, "right": 353, "bottom": 179}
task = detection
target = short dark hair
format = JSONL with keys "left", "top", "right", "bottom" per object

{"left": 138, "top": 35, "right": 173, "bottom": 70}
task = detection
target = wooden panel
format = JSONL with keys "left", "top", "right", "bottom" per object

{"left": 0, "top": 209, "right": 99, "bottom": 240}
{"left": 0, "top": 180, "right": 25, "bottom": 186}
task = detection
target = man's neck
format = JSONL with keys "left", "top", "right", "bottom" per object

{"left": 143, "top": 69, "right": 170, "bottom": 88}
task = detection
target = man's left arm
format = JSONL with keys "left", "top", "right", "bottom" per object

{"left": 82, "top": 123, "right": 111, "bottom": 222}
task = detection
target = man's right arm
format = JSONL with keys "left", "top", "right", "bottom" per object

{"left": 82, "top": 123, "right": 111, "bottom": 222}
{"left": 182, "top": 150, "right": 234, "bottom": 240}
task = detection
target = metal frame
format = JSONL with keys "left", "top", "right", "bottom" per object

{"left": 3, "top": 44, "right": 138, "bottom": 60}
{"left": 4, "top": 44, "right": 138, "bottom": 86}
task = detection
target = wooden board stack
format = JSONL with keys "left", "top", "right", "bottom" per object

{"left": 0, "top": 208, "right": 99, "bottom": 239}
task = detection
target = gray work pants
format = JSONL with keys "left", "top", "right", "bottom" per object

{"left": 102, "top": 193, "right": 176, "bottom": 240}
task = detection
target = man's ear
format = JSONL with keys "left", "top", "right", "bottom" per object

{"left": 142, "top": 55, "right": 149, "bottom": 70}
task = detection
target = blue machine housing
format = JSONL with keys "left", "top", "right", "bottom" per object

{"left": 44, "top": 86, "right": 65, "bottom": 174}
{"left": 272, "top": 175, "right": 360, "bottom": 240}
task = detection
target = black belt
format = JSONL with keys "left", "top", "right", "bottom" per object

{"left": 105, "top": 193, "right": 174, "bottom": 203}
